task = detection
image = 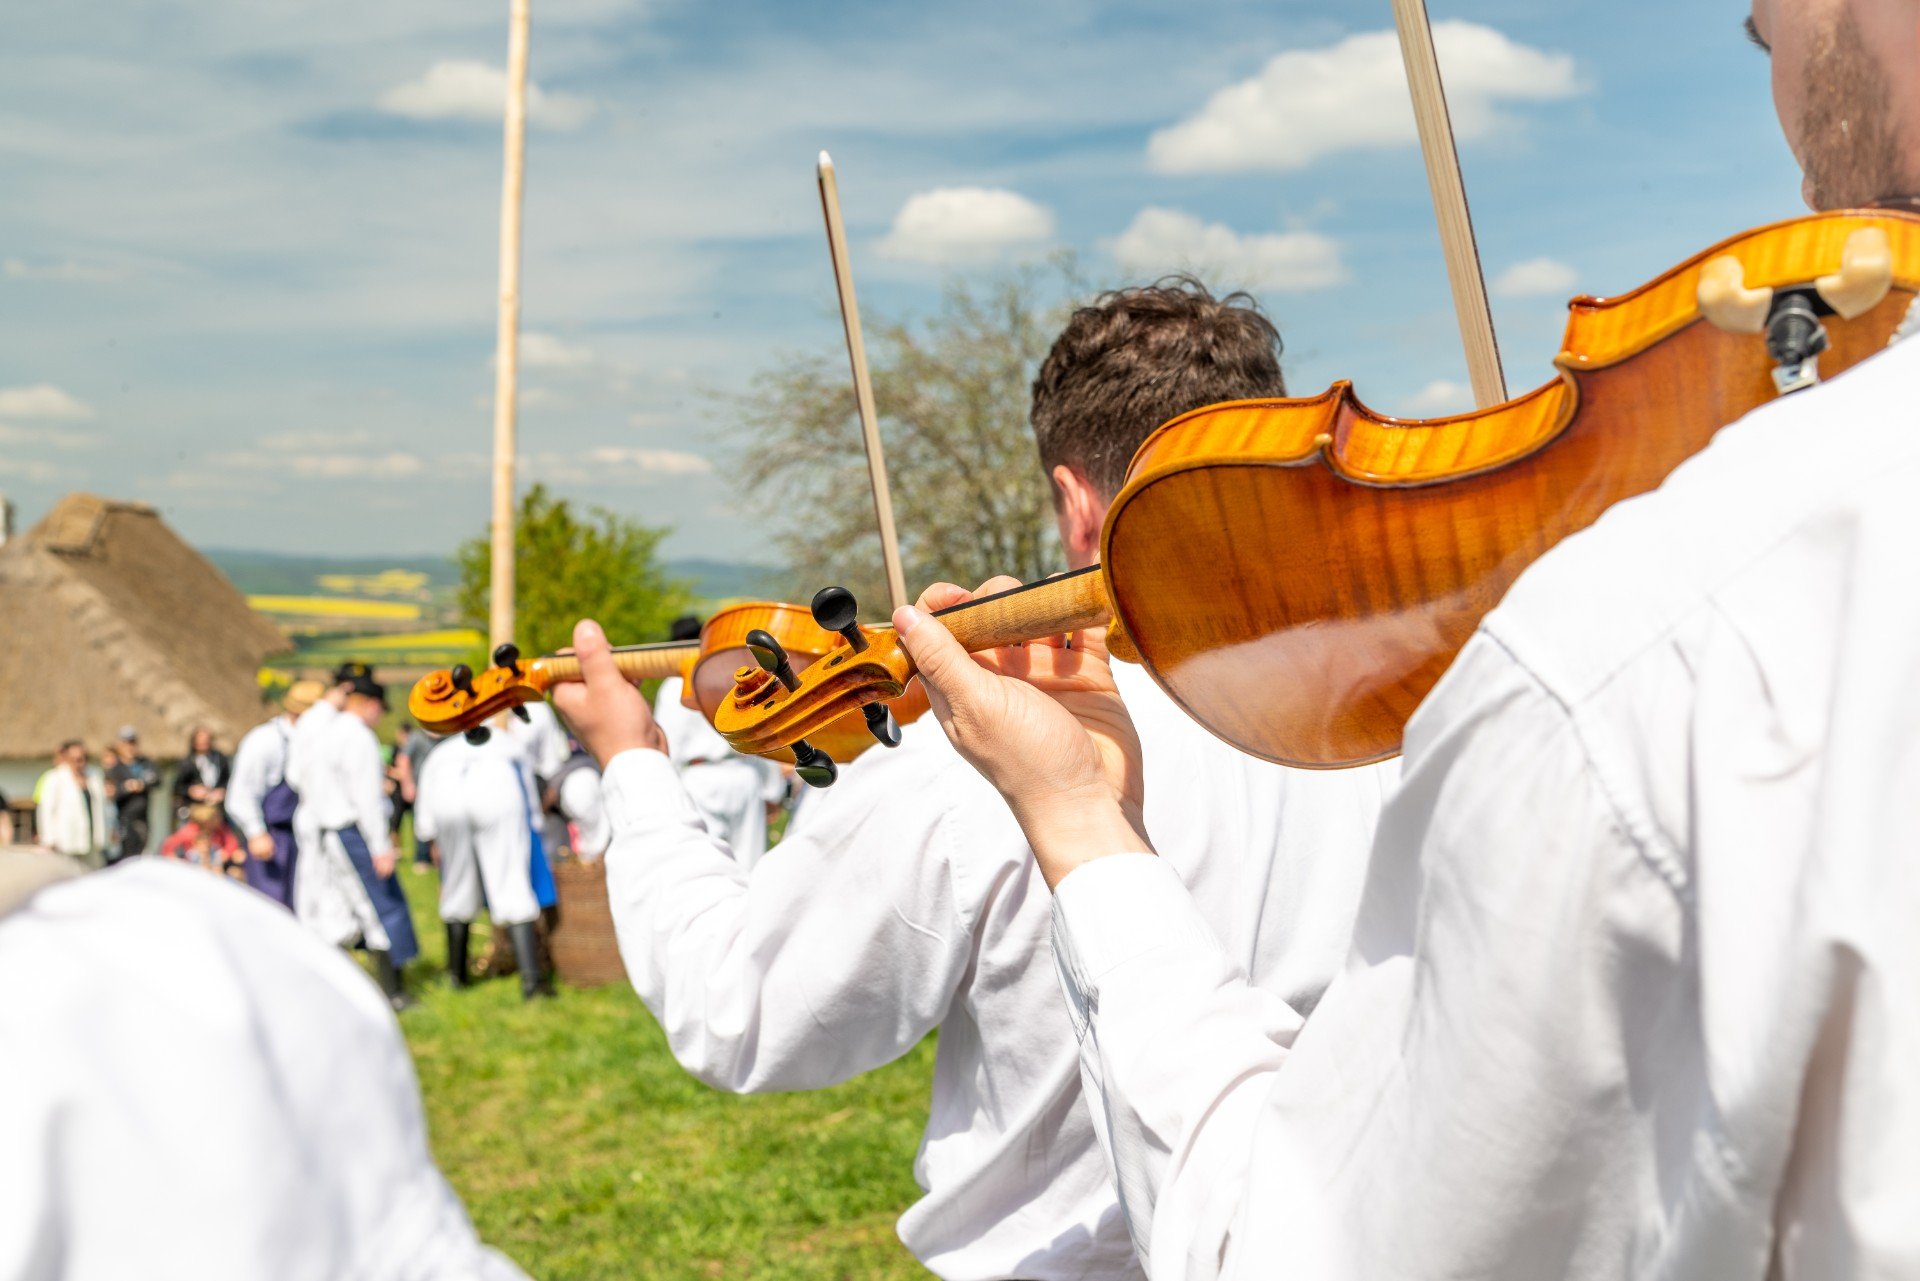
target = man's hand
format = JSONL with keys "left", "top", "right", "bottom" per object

{"left": 373, "top": 850, "right": 397, "bottom": 879}
{"left": 896, "top": 579, "right": 1150, "bottom": 889}
{"left": 247, "top": 832, "right": 275, "bottom": 861}
{"left": 550, "top": 618, "right": 670, "bottom": 766}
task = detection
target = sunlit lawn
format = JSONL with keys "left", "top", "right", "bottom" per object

{"left": 391, "top": 860, "right": 935, "bottom": 1279}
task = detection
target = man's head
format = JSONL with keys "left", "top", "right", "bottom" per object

{"left": 58, "top": 739, "right": 84, "bottom": 769}
{"left": 1750, "top": 0, "right": 1920, "bottom": 209}
{"left": 669, "top": 615, "right": 704, "bottom": 643}
{"left": 117, "top": 726, "right": 138, "bottom": 754}
{"left": 345, "top": 675, "right": 388, "bottom": 728}
{"left": 1030, "top": 276, "right": 1286, "bottom": 567}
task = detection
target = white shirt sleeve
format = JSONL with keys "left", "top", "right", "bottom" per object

{"left": 226, "top": 723, "right": 277, "bottom": 841}
{"left": 346, "top": 723, "right": 391, "bottom": 855}
{"left": 598, "top": 747, "right": 975, "bottom": 1093}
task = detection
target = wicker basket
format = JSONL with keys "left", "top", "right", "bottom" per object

{"left": 549, "top": 858, "right": 628, "bottom": 988}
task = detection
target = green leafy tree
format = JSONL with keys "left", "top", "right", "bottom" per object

{"left": 457, "top": 484, "right": 695, "bottom": 658}
{"left": 731, "top": 269, "right": 1074, "bottom": 609}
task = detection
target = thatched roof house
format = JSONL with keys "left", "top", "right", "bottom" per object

{"left": 0, "top": 494, "right": 291, "bottom": 759}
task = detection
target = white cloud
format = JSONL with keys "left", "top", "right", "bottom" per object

{"left": 0, "top": 457, "right": 58, "bottom": 481}
{"left": 3, "top": 258, "right": 125, "bottom": 283}
{"left": 517, "top": 332, "right": 596, "bottom": 371}
{"left": 0, "top": 384, "right": 94, "bottom": 420}
{"left": 875, "top": 188, "right": 1056, "bottom": 265}
{"left": 1406, "top": 379, "right": 1474, "bottom": 415}
{"left": 1107, "top": 208, "right": 1346, "bottom": 292}
{"left": 1147, "top": 21, "right": 1582, "bottom": 173}
{"left": 0, "top": 422, "right": 101, "bottom": 450}
{"left": 522, "top": 446, "right": 712, "bottom": 485}
{"left": 377, "top": 60, "right": 597, "bottom": 131}
{"left": 218, "top": 449, "right": 425, "bottom": 480}
{"left": 1492, "top": 256, "right": 1579, "bottom": 298}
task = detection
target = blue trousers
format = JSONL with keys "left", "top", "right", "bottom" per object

{"left": 335, "top": 824, "right": 420, "bottom": 967}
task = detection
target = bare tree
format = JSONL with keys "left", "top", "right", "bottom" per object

{"left": 730, "top": 269, "right": 1074, "bottom": 611}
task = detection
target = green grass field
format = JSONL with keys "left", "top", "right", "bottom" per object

{"left": 392, "top": 858, "right": 935, "bottom": 1279}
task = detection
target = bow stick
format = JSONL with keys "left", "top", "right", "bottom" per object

{"left": 1390, "top": 0, "right": 1508, "bottom": 407}
{"left": 817, "top": 151, "right": 911, "bottom": 613}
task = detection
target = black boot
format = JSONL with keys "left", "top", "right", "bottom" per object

{"left": 445, "top": 922, "right": 471, "bottom": 989}
{"left": 508, "top": 921, "right": 554, "bottom": 1001}
{"left": 371, "top": 949, "right": 417, "bottom": 1012}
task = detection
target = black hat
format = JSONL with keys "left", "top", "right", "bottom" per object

{"left": 669, "top": 615, "right": 703, "bottom": 642}
{"left": 347, "top": 673, "right": 388, "bottom": 708}
{"left": 333, "top": 660, "right": 373, "bottom": 685}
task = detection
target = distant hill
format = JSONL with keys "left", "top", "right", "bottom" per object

{"left": 205, "top": 548, "right": 779, "bottom": 607}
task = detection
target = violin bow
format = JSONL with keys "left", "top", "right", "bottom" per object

{"left": 817, "top": 151, "right": 911, "bottom": 614}
{"left": 1389, "top": 0, "right": 1509, "bottom": 408}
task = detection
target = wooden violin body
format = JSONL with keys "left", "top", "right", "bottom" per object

{"left": 715, "top": 211, "right": 1920, "bottom": 770}
{"left": 1108, "top": 210, "right": 1919, "bottom": 766}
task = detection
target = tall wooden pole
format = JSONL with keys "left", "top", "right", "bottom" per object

{"left": 817, "top": 152, "right": 910, "bottom": 613}
{"left": 489, "top": 0, "right": 531, "bottom": 649}
{"left": 1389, "top": 0, "right": 1507, "bottom": 408}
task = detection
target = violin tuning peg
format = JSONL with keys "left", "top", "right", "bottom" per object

{"left": 863, "top": 702, "right": 901, "bottom": 749}
{"left": 792, "top": 738, "right": 838, "bottom": 788}
{"left": 746, "top": 629, "right": 800, "bottom": 691}
{"left": 511, "top": 705, "right": 531, "bottom": 723}
{"left": 450, "top": 664, "right": 476, "bottom": 696}
{"left": 492, "top": 642, "right": 522, "bottom": 674}
{"left": 464, "top": 726, "right": 492, "bottom": 746}
{"left": 811, "top": 585, "right": 868, "bottom": 653}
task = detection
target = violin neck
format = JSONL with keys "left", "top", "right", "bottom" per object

{"left": 533, "top": 641, "right": 698, "bottom": 688}
{"left": 930, "top": 566, "right": 1112, "bottom": 652}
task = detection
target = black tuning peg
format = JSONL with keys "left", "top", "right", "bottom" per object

{"left": 464, "top": 726, "right": 492, "bottom": 746}
{"left": 811, "top": 586, "right": 868, "bottom": 653}
{"left": 450, "top": 664, "right": 476, "bottom": 696}
{"left": 747, "top": 629, "right": 800, "bottom": 691}
{"left": 493, "top": 642, "right": 522, "bottom": 674}
{"left": 863, "top": 702, "right": 901, "bottom": 748}
{"left": 511, "top": 705, "right": 531, "bottom": 723}
{"left": 792, "top": 738, "right": 838, "bottom": 788}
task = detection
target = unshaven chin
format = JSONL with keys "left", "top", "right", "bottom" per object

{"left": 1798, "top": 7, "right": 1909, "bottom": 209}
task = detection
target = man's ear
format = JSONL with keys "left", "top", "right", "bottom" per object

{"left": 1050, "top": 464, "right": 1105, "bottom": 567}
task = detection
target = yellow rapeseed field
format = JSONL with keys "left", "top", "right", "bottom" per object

{"left": 248, "top": 595, "right": 423, "bottom": 621}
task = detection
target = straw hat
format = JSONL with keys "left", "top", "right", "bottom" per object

{"left": 284, "top": 679, "right": 326, "bottom": 716}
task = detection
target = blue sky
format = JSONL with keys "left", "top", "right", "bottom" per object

{"left": 0, "top": 0, "right": 1796, "bottom": 563}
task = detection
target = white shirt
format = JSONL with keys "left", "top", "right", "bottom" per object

{"left": 1049, "top": 336, "right": 1920, "bottom": 1279}
{"left": 227, "top": 714, "right": 294, "bottom": 841}
{"left": 306, "top": 713, "right": 391, "bottom": 855}
{"left": 652, "top": 676, "right": 732, "bottom": 768}
{"left": 556, "top": 765, "right": 610, "bottom": 860}
{"left": 285, "top": 698, "right": 338, "bottom": 812}
{"left": 34, "top": 766, "right": 105, "bottom": 858}
{"left": 0, "top": 859, "right": 526, "bottom": 1280}
{"left": 602, "top": 673, "right": 1391, "bottom": 1280}
{"left": 498, "top": 700, "right": 570, "bottom": 781}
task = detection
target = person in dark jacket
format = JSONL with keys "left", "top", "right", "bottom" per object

{"left": 172, "top": 726, "right": 231, "bottom": 829}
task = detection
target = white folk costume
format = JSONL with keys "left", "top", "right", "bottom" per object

{"left": 0, "top": 857, "right": 527, "bottom": 1280}
{"left": 554, "top": 755, "right": 610, "bottom": 861}
{"left": 602, "top": 675, "right": 1393, "bottom": 1280}
{"left": 311, "top": 709, "right": 418, "bottom": 967}
{"left": 651, "top": 675, "right": 772, "bottom": 868}
{"left": 288, "top": 699, "right": 388, "bottom": 953}
{"left": 228, "top": 712, "right": 299, "bottom": 907}
{"left": 415, "top": 732, "right": 539, "bottom": 927}
{"left": 34, "top": 766, "right": 106, "bottom": 860}
{"left": 1047, "top": 337, "right": 1920, "bottom": 1280}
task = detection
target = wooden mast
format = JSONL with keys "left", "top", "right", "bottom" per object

{"left": 1389, "top": 0, "right": 1508, "bottom": 407}
{"left": 489, "top": 0, "right": 532, "bottom": 648}
{"left": 817, "top": 151, "right": 910, "bottom": 613}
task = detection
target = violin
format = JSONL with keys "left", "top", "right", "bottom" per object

{"left": 406, "top": 598, "right": 929, "bottom": 772}
{"left": 712, "top": 209, "right": 1920, "bottom": 773}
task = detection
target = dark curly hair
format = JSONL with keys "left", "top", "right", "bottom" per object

{"left": 1031, "top": 275, "right": 1286, "bottom": 500}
